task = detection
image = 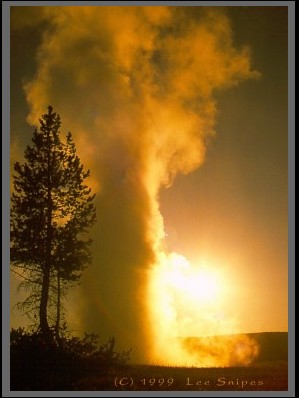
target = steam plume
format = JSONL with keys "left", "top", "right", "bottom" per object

{"left": 20, "top": 6, "right": 259, "bottom": 364}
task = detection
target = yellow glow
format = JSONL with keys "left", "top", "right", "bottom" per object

{"left": 147, "top": 252, "right": 259, "bottom": 367}
{"left": 162, "top": 255, "right": 222, "bottom": 305}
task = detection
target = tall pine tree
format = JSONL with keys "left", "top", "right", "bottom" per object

{"left": 11, "top": 106, "right": 96, "bottom": 340}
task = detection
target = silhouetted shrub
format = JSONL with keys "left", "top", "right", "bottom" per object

{"left": 10, "top": 328, "right": 130, "bottom": 390}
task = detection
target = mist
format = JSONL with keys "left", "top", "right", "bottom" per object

{"left": 14, "top": 6, "right": 260, "bottom": 364}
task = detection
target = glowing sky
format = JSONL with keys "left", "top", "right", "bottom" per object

{"left": 10, "top": 6, "right": 288, "bottom": 365}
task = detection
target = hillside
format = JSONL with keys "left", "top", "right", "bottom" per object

{"left": 180, "top": 332, "right": 288, "bottom": 365}
{"left": 10, "top": 331, "right": 288, "bottom": 391}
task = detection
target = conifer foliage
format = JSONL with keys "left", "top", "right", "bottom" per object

{"left": 11, "top": 106, "right": 96, "bottom": 340}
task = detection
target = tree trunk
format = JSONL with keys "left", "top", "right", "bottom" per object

{"left": 40, "top": 265, "right": 51, "bottom": 337}
{"left": 55, "top": 266, "right": 61, "bottom": 343}
{"left": 39, "top": 130, "right": 53, "bottom": 341}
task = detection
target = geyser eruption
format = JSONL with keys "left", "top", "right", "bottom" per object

{"left": 21, "top": 6, "right": 260, "bottom": 364}
{"left": 148, "top": 252, "right": 260, "bottom": 366}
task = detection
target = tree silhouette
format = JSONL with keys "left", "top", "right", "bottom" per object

{"left": 11, "top": 106, "right": 96, "bottom": 341}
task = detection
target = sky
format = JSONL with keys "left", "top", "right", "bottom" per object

{"left": 10, "top": 5, "right": 288, "bottom": 366}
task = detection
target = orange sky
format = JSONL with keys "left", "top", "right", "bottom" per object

{"left": 10, "top": 6, "right": 288, "bottom": 364}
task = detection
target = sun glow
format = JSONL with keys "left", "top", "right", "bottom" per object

{"left": 147, "top": 252, "right": 259, "bottom": 367}
{"left": 163, "top": 254, "right": 222, "bottom": 304}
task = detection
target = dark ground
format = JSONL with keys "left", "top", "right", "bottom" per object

{"left": 10, "top": 331, "right": 288, "bottom": 391}
{"left": 72, "top": 361, "right": 288, "bottom": 391}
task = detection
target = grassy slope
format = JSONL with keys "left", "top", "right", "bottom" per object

{"left": 10, "top": 331, "right": 288, "bottom": 391}
{"left": 74, "top": 332, "right": 288, "bottom": 391}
